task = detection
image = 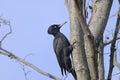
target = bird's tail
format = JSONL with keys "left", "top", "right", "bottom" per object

{"left": 70, "top": 68, "right": 77, "bottom": 80}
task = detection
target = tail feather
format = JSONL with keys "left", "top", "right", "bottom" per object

{"left": 70, "top": 68, "right": 77, "bottom": 80}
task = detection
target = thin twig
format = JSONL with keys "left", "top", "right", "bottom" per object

{"left": 21, "top": 64, "right": 31, "bottom": 80}
{"left": 113, "top": 50, "right": 120, "bottom": 70}
{"left": 105, "top": 72, "right": 120, "bottom": 80}
{"left": 104, "top": 36, "right": 120, "bottom": 46}
{"left": 0, "top": 48, "right": 60, "bottom": 80}
{"left": 24, "top": 53, "right": 33, "bottom": 60}
{"left": 0, "top": 18, "right": 12, "bottom": 46}
{"left": 20, "top": 54, "right": 33, "bottom": 80}
{"left": 112, "top": 72, "right": 120, "bottom": 76}
{"left": 107, "top": 9, "right": 120, "bottom": 80}
{"left": 109, "top": 12, "right": 118, "bottom": 19}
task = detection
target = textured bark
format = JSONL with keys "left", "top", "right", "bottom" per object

{"left": 68, "top": 0, "right": 113, "bottom": 80}
{"left": 84, "top": 35, "right": 98, "bottom": 80}
{"left": 89, "top": 0, "right": 113, "bottom": 41}
{"left": 88, "top": 1, "right": 113, "bottom": 80}
{"left": 98, "top": 40, "right": 104, "bottom": 80}
{"left": 114, "top": 51, "right": 120, "bottom": 70}
{"left": 69, "top": 0, "right": 91, "bottom": 80}
{"left": 73, "top": 0, "right": 98, "bottom": 80}
{"left": 107, "top": 11, "right": 120, "bottom": 80}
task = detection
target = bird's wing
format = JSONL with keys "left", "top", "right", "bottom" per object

{"left": 53, "top": 37, "right": 67, "bottom": 75}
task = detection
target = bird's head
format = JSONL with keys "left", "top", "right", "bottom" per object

{"left": 48, "top": 21, "right": 67, "bottom": 35}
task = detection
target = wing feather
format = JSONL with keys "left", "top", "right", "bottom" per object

{"left": 53, "top": 33, "right": 70, "bottom": 75}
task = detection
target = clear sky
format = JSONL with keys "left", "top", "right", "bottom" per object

{"left": 0, "top": 0, "right": 119, "bottom": 80}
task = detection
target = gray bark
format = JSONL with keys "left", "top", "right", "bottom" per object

{"left": 69, "top": 0, "right": 91, "bottom": 80}
{"left": 89, "top": 0, "right": 113, "bottom": 41}
{"left": 70, "top": 0, "right": 98, "bottom": 80}
{"left": 88, "top": 0, "right": 113, "bottom": 80}
{"left": 68, "top": 0, "right": 114, "bottom": 80}
{"left": 98, "top": 39, "right": 104, "bottom": 80}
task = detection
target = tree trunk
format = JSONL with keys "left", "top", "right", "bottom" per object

{"left": 69, "top": 0, "right": 113, "bottom": 80}
{"left": 89, "top": 0, "right": 113, "bottom": 41}
{"left": 69, "top": 0, "right": 91, "bottom": 80}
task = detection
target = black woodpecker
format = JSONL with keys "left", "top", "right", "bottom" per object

{"left": 48, "top": 22, "right": 76, "bottom": 79}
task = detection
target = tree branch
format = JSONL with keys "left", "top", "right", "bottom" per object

{"left": 74, "top": 0, "right": 92, "bottom": 35}
{"left": 20, "top": 54, "right": 33, "bottom": 80}
{"left": 113, "top": 51, "right": 120, "bottom": 70}
{"left": 0, "top": 18, "right": 12, "bottom": 46}
{"left": 0, "top": 48, "right": 60, "bottom": 80}
{"left": 89, "top": 0, "right": 113, "bottom": 41}
{"left": 107, "top": 9, "right": 120, "bottom": 80}
{"left": 104, "top": 36, "right": 120, "bottom": 46}
{"left": 68, "top": 0, "right": 91, "bottom": 80}
{"left": 97, "top": 39, "right": 105, "bottom": 80}
{"left": 21, "top": 63, "right": 31, "bottom": 80}
{"left": 74, "top": 1, "right": 98, "bottom": 80}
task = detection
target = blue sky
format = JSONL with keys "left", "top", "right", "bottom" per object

{"left": 0, "top": 0, "right": 119, "bottom": 80}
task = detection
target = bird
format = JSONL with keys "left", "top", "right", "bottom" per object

{"left": 48, "top": 22, "right": 76, "bottom": 79}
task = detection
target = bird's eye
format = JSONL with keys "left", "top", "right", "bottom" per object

{"left": 54, "top": 26, "right": 57, "bottom": 28}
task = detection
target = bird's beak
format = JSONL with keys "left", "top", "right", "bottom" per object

{"left": 58, "top": 21, "right": 67, "bottom": 28}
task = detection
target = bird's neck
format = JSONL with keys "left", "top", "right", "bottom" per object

{"left": 53, "top": 32, "right": 62, "bottom": 37}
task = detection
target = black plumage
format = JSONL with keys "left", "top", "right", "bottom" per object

{"left": 48, "top": 22, "right": 76, "bottom": 79}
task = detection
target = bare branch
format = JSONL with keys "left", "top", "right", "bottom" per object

{"left": 74, "top": 0, "right": 91, "bottom": 35}
{"left": 0, "top": 18, "right": 9, "bottom": 24}
{"left": 98, "top": 40, "right": 105, "bottom": 80}
{"left": 109, "top": 12, "right": 117, "bottom": 19}
{"left": 104, "top": 36, "right": 120, "bottom": 46}
{"left": 20, "top": 54, "right": 33, "bottom": 80}
{"left": 113, "top": 50, "right": 120, "bottom": 70}
{"left": 112, "top": 72, "right": 120, "bottom": 76}
{"left": 0, "top": 48, "right": 60, "bottom": 80}
{"left": 82, "top": 0, "right": 87, "bottom": 21}
{"left": 105, "top": 72, "right": 120, "bottom": 80}
{"left": 21, "top": 64, "right": 31, "bottom": 80}
{"left": 107, "top": 9, "right": 120, "bottom": 80}
{"left": 89, "top": 0, "right": 113, "bottom": 41}
{"left": 0, "top": 18, "right": 12, "bottom": 46}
